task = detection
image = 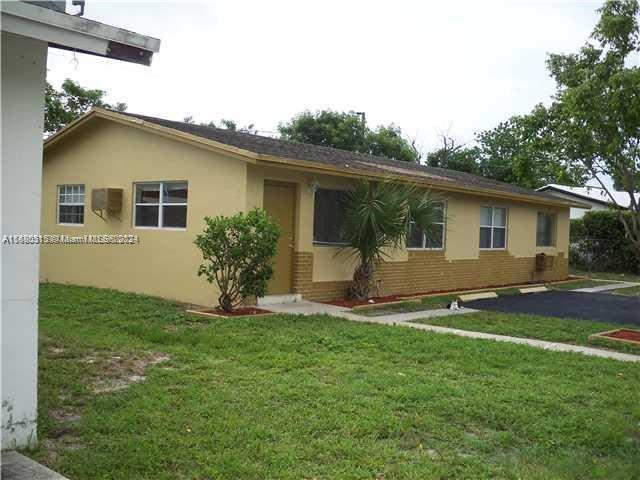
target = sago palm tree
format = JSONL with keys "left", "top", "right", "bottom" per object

{"left": 340, "top": 178, "right": 442, "bottom": 300}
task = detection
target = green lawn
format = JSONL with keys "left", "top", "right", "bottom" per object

{"left": 30, "top": 283, "right": 640, "bottom": 479}
{"left": 570, "top": 268, "right": 640, "bottom": 284}
{"left": 547, "top": 279, "right": 611, "bottom": 290}
{"left": 413, "top": 311, "right": 640, "bottom": 355}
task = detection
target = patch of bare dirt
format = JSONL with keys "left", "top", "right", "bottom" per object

{"left": 40, "top": 349, "right": 170, "bottom": 466}
{"left": 50, "top": 409, "right": 82, "bottom": 424}
{"left": 42, "top": 408, "right": 84, "bottom": 465}
{"left": 41, "top": 436, "right": 84, "bottom": 465}
{"left": 89, "top": 351, "right": 170, "bottom": 394}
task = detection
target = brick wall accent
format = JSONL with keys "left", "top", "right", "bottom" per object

{"left": 292, "top": 250, "right": 568, "bottom": 302}
{"left": 292, "top": 251, "right": 314, "bottom": 294}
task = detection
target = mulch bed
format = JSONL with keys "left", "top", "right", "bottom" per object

{"left": 197, "top": 307, "right": 273, "bottom": 317}
{"left": 323, "top": 278, "right": 575, "bottom": 308}
{"left": 328, "top": 295, "right": 409, "bottom": 309}
{"left": 603, "top": 328, "right": 640, "bottom": 343}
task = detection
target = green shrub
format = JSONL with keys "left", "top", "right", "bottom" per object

{"left": 569, "top": 218, "right": 585, "bottom": 240}
{"left": 194, "top": 209, "right": 280, "bottom": 312}
{"left": 569, "top": 210, "right": 639, "bottom": 273}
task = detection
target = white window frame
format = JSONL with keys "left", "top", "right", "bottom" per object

{"left": 133, "top": 181, "right": 188, "bottom": 230}
{"left": 536, "top": 211, "right": 557, "bottom": 247}
{"left": 479, "top": 205, "right": 508, "bottom": 250}
{"left": 57, "top": 184, "right": 85, "bottom": 226}
{"left": 406, "top": 201, "right": 446, "bottom": 250}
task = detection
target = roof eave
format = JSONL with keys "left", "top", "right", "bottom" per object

{"left": 1, "top": 1, "right": 160, "bottom": 65}
{"left": 536, "top": 186, "right": 608, "bottom": 209}
{"left": 44, "top": 110, "right": 584, "bottom": 209}
{"left": 44, "top": 108, "right": 258, "bottom": 164}
{"left": 255, "top": 155, "right": 578, "bottom": 209}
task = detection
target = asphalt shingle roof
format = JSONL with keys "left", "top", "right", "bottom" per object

{"left": 117, "top": 111, "right": 563, "bottom": 203}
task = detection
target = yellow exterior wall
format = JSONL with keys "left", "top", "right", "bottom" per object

{"left": 41, "top": 118, "right": 247, "bottom": 306}
{"left": 444, "top": 193, "right": 569, "bottom": 260}
{"left": 247, "top": 165, "right": 360, "bottom": 282}
{"left": 42, "top": 118, "right": 570, "bottom": 306}
{"left": 248, "top": 164, "right": 569, "bottom": 288}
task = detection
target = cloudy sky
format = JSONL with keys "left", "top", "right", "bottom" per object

{"left": 47, "top": 0, "right": 605, "bottom": 155}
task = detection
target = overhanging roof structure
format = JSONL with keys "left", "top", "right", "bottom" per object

{"left": 1, "top": 1, "right": 160, "bottom": 65}
{"left": 46, "top": 108, "right": 593, "bottom": 210}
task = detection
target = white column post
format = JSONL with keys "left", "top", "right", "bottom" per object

{"left": 1, "top": 32, "right": 48, "bottom": 449}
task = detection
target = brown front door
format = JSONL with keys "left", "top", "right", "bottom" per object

{"left": 263, "top": 183, "right": 296, "bottom": 294}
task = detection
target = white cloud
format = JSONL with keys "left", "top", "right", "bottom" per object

{"left": 46, "top": 0, "right": 601, "bottom": 154}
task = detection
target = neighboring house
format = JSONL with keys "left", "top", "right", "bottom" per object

{"left": 536, "top": 184, "right": 638, "bottom": 219}
{"left": 41, "top": 108, "right": 587, "bottom": 307}
{"left": 1, "top": 1, "right": 159, "bottom": 449}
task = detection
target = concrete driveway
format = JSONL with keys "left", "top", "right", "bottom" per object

{"left": 466, "top": 290, "right": 640, "bottom": 325}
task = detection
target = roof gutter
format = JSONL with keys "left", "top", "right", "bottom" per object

{"left": 536, "top": 185, "right": 613, "bottom": 209}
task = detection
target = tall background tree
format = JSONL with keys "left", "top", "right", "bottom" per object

{"left": 425, "top": 106, "right": 581, "bottom": 188}
{"left": 547, "top": 0, "right": 640, "bottom": 260}
{"left": 474, "top": 105, "right": 582, "bottom": 189}
{"left": 183, "top": 115, "right": 257, "bottom": 134}
{"left": 425, "top": 134, "right": 480, "bottom": 174}
{"left": 279, "top": 110, "right": 421, "bottom": 163}
{"left": 425, "top": 0, "right": 639, "bottom": 262}
{"left": 45, "top": 79, "right": 126, "bottom": 136}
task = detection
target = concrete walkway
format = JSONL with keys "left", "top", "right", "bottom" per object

{"left": 361, "top": 307, "right": 479, "bottom": 322}
{"left": 573, "top": 282, "right": 639, "bottom": 293}
{"left": 267, "top": 300, "right": 640, "bottom": 363}
{"left": 267, "top": 301, "right": 476, "bottom": 322}
{"left": 1, "top": 451, "right": 69, "bottom": 480}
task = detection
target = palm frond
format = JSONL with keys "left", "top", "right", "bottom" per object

{"left": 339, "top": 178, "right": 442, "bottom": 266}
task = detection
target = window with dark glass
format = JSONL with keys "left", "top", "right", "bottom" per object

{"left": 134, "top": 181, "right": 188, "bottom": 228}
{"left": 58, "top": 184, "right": 85, "bottom": 224}
{"left": 536, "top": 212, "right": 556, "bottom": 247}
{"left": 407, "top": 201, "right": 446, "bottom": 249}
{"left": 479, "top": 206, "right": 507, "bottom": 249}
{"left": 313, "top": 188, "right": 348, "bottom": 244}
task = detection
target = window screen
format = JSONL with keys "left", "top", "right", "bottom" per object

{"left": 313, "top": 189, "right": 348, "bottom": 244}
{"left": 407, "top": 201, "right": 446, "bottom": 249}
{"left": 536, "top": 212, "right": 555, "bottom": 247}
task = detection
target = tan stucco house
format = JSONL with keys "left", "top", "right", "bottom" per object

{"left": 41, "top": 108, "right": 587, "bottom": 306}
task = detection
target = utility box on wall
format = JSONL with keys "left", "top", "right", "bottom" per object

{"left": 535, "top": 252, "right": 555, "bottom": 272}
{"left": 91, "top": 188, "right": 123, "bottom": 218}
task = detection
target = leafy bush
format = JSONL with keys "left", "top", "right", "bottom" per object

{"left": 569, "top": 218, "right": 585, "bottom": 241}
{"left": 194, "top": 209, "right": 280, "bottom": 312}
{"left": 569, "top": 211, "right": 639, "bottom": 273}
